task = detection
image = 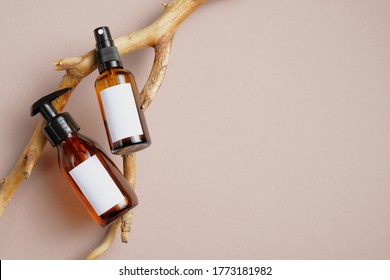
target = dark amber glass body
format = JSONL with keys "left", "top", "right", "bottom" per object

{"left": 95, "top": 68, "right": 151, "bottom": 155}
{"left": 57, "top": 132, "right": 138, "bottom": 227}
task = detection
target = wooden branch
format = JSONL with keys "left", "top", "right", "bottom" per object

{"left": 85, "top": 219, "right": 121, "bottom": 260}
{"left": 0, "top": 0, "right": 208, "bottom": 258}
{"left": 0, "top": 76, "right": 83, "bottom": 216}
{"left": 121, "top": 154, "right": 136, "bottom": 243}
{"left": 141, "top": 39, "right": 173, "bottom": 109}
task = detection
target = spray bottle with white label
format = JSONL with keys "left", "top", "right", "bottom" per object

{"left": 94, "top": 26, "right": 151, "bottom": 155}
{"left": 31, "top": 88, "right": 138, "bottom": 227}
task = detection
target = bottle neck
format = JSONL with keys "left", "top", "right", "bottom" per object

{"left": 58, "top": 132, "right": 96, "bottom": 151}
{"left": 57, "top": 132, "right": 79, "bottom": 148}
{"left": 56, "top": 132, "right": 98, "bottom": 169}
{"left": 57, "top": 132, "right": 95, "bottom": 158}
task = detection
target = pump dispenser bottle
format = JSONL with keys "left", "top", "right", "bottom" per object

{"left": 94, "top": 26, "right": 151, "bottom": 155}
{"left": 31, "top": 88, "right": 138, "bottom": 227}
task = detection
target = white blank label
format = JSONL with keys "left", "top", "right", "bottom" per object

{"left": 69, "top": 155, "right": 125, "bottom": 216}
{"left": 100, "top": 83, "right": 143, "bottom": 143}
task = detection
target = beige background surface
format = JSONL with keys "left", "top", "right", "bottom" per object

{"left": 1, "top": 0, "right": 390, "bottom": 259}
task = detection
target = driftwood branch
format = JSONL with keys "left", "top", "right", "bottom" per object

{"left": 85, "top": 219, "right": 121, "bottom": 260}
{"left": 0, "top": 0, "right": 207, "bottom": 259}
{"left": 121, "top": 153, "right": 136, "bottom": 243}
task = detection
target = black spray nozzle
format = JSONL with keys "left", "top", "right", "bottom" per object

{"left": 31, "top": 87, "right": 71, "bottom": 119}
{"left": 94, "top": 26, "right": 122, "bottom": 73}
{"left": 31, "top": 87, "right": 79, "bottom": 146}
{"left": 94, "top": 26, "right": 114, "bottom": 49}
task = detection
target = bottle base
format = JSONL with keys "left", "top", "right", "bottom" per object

{"left": 99, "top": 200, "right": 138, "bottom": 227}
{"left": 111, "top": 139, "right": 151, "bottom": 155}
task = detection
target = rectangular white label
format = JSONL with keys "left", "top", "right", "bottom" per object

{"left": 69, "top": 155, "right": 125, "bottom": 216}
{"left": 100, "top": 83, "right": 143, "bottom": 143}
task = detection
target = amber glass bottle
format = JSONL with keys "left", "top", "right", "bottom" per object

{"left": 57, "top": 133, "right": 137, "bottom": 227}
{"left": 94, "top": 26, "right": 151, "bottom": 155}
{"left": 31, "top": 88, "right": 138, "bottom": 227}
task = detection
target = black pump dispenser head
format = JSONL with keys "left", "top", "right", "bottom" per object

{"left": 31, "top": 88, "right": 80, "bottom": 146}
{"left": 94, "top": 26, "right": 123, "bottom": 73}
